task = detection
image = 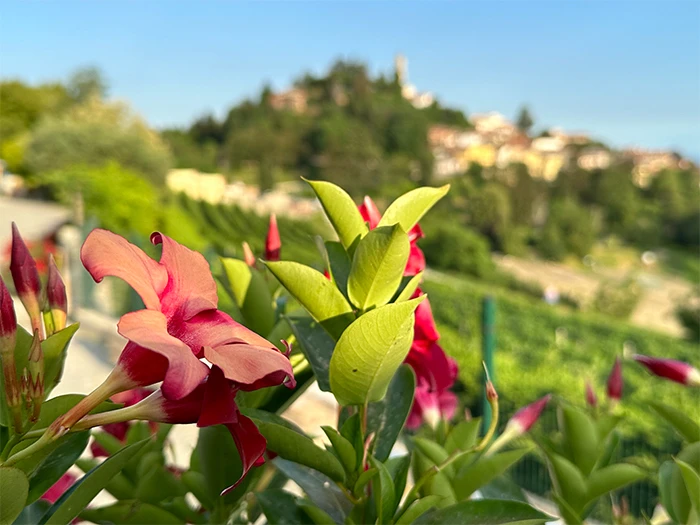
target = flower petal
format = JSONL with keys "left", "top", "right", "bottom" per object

{"left": 151, "top": 232, "right": 218, "bottom": 320}
{"left": 404, "top": 244, "right": 425, "bottom": 276}
{"left": 359, "top": 196, "right": 382, "bottom": 229}
{"left": 177, "top": 310, "right": 278, "bottom": 356}
{"left": 221, "top": 413, "right": 267, "bottom": 496}
{"left": 198, "top": 366, "right": 239, "bottom": 427}
{"left": 203, "top": 343, "right": 295, "bottom": 389}
{"left": 81, "top": 229, "right": 167, "bottom": 310}
{"left": 118, "top": 310, "right": 209, "bottom": 400}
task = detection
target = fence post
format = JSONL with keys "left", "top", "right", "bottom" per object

{"left": 482, "top": 295, "right": 496, "bottom": 432}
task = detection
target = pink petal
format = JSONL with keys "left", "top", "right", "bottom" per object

{"left": 404, "top": 244, "right": 426, "bottom": 276}
{"left": 150, "top": 232, "right": 218, "bottom": 320}
{"left": 359, "top": 196, "right": 382, "bottom": 229}
{"left": 41, "top": 473, "right": 76, "bottom": 503}
{"left": 438, "top": 390, "right": 458, "bottom": 421}
{"left": 118, "top": 310, "right": 209, "bottom": 400}
{"left": 412, "top": 292, "right": 440, "bottom": 344}
{"left": 177, "top": 310, "right": 278, "bottom": 357}
{"left": 198, "top": 366, "right": 239, "bottom": 427}
{"left": 203, "top": 343, "right": 295, "bottom": 389}
{"left": 408, "top": 224, "right": 424, "bottom": 243}
{"left": 221, "top": 413, "right": 267, "bottom": 496}
{"left": 81, "top": 229, "right": 167, "bottom": 311}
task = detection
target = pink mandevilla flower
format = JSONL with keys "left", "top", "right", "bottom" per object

{"left": 509, "top": 394, "right": 551, "bottom": 434}
{"left": 80, "top": 229, "right": 295, "bottom": 488}
{"left": 632, "top": 354, "right": 700, "bottom": 387}
{"left": 265, "top": 214, "right": 281, "bottom": 261}
{"left": 585, "top": 381, "right": 598, "bottom": 408}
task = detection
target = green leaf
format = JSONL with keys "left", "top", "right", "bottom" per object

{"left": 676, "top": 459, "right": 700, "bottom": 515}
{"left": 324, "top": 241, "right": 352, "bottom": 300}
{"left": 287, "top": 316, "right": 334, "bottom": 392}
{"left": 377, "top": 185, "right": 450, "bottom": 233}
{"left": 593, "top": 430, "right": 620, "bottom": 472}
{"left": 80, "top": 501, "right": 183, "bottom": 524}
{"left": 583, "top": 464, "right": 646, "bottom": 508}
{"left": 340, "top": 414, "right": 364, "bottom": 472}
{"left": 353, "top": 468, "right": 378, "bottom": 497}
{"left": 658, "top": 461, "right": 679, "bottom": 523}
{"left": 196, "top": 425, "right": 243, "bottom": 504}
{"left": 255, "top": 421, "right": 345, "bottom": 483}
{"left": 445, "top": 419, "right": 482, "bottom": 454}
{"left": 273, "top": 458, "right": 352, "bottom": 524}
{"left": 305, "top": 179, "right": 368, "bottom": 251}
{"left": 347, "top": 225, "right": 410, "bottom": 311}
{"left": 26, "top": 432, "right": 89, "bottom": 504}
{"left": 413, "top": 438, "right": 453, "bottom": 477}
{"left": 479, "top": 476, "right": 528, "bottom": 503}
{"left": 256, "top": 489, "right": 308, "bottom": 525}
{"left": 0, "top": 467, "right": 28, "bottom": 525}
{"left": 414, "top": 451, "right": 456, "bottom": 508}
{"left": 39, "top": 439, "right": 149, "bottom": 525}
{"left": 414, "top": 499, "right": 552, "bottom": 525}
{"left": 299, "top": 501, "right": 337, "bottom": 525}
{"left": 650, "top": 401, "right": 700, "bottom": 443}
{"left": 369, "top": 457, "right": 396, "bottom": 524}
{"left": 329, "top": 297, "right": 423, "bottom": 406}
{"left": 545, "top": 451, "right": 587, "bottom": 513}
{"left": 673, "top": 442, "right": 700, "bottom": 524}
{"left": 394, "top": 272, "right": 423, "bottom": 303}
{"left": 321, "top": 426, "right": 356, "bottom": 474}
{"left": 220, "top": 258, "right": 275, "bottom": 336}
{"left": 560, "top": 404, "right": 599, "bottom": 476}
{"left": 395, "top": 496, "right": 442, "bottom": 525}
{"left": 385, "top": 455, "right": 411, "bottom": 508}
{"left": 181, "top": 471, "right": 215, "bottom": 511}
{"left": 12, "top": 500, "right": 50, "bottom": 525}
{"left": 265, "top": 261, "right": 355, "bottom": 339}
{"left": 367, "top": 365, "right": 416, "bottom": 462}
{"left": 135, "top": 464, "right": 188, "bottom": 504}
{"left": 453, "top": 449, "right": 529, "bottom": 501}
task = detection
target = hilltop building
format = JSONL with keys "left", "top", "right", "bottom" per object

{"left": 395, "top": 54, "right": 434, "bottom": 109}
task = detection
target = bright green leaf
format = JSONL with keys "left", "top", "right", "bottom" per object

{"left": 220, "top": 258, "right": 275, "bottom": 336}
{"left": 545, "top": 451, "right": 587, "bottom": 513}
{"left": 377, "top": 185, "right": 450, "bottom": 233}
{"left": 414, "top": 438, "right": 453, "bottom": 477}
{"left": 453, "top": 449, "right": 529, "bottom": 501}
{"left": 658, "top": 461, "right": 679, "bottom": 523}
{"left": 583, "top": 464, "right": 646, "bottom": 509}
{"left": 394, "top": 272, "right": 423, "bottom": 303}
{"left": 321, "top": 426, "right": 356, "bottom": 474}
{"left": 80, "top": 501, "right": 183, "bottom": 524}
{"left": 329, "top": 297, "right": 422, "bottom": 406}
{"left": 650, "top": 401, "right": 700, "bottom": 443}
{"left": 305, "top": 179, "right": 368, "bottom": 251}
{"left": 593, "top": 430, "right": 620, "bottom": 471}
{"left": 369, "top": 457, "right": 396, "bottom": 524}
{"left": 299, "top": 501, "right": 337, "bottom": 525}
{"left": 265, "top": 261, "right": 355, "bottom": 339}
{"left": 676, "top": 459, "right": 700, "bottom": 515}
{"left": 347, "top": 225, "right": 409, "bottom": 310}
{"left": 0, "top": 467, "right": 29, "bottom": 525}
{"left": 445, "top": 419, "right": 482, "bottom": 454}
{"left": 395, "top": 496, "right": 442, "bottom": 525}
{"left": 560, "top": 405, "right": 599, "bottom": 476}
{"left": 385, "top": 455, "right": 411, "bottom": 506}
{"left": 353, "top": 468, "right": 378, "bottom": 498}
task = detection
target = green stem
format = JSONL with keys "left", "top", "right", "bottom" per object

{"left": 0, "top": 434, "right": 21, "bottom": 461}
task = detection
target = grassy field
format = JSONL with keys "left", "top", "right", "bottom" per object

{"left": 423, "top": 270, "right": 699, "bottom": 444}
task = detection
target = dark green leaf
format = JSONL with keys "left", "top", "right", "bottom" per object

{"left": 26, "top": 433, "right": 89, "bottom": 504}
{"left": 220, "top": 258, "right": 275, "bottom": 336}
{"left": 545, "top": 452, "right": 587, "bottom": 514}
{"left": 658, "top": 461, "right": 679, "bottom": 523}
{"left": 560, "top": 405, "right": 599, "bottom": 476}
{"left": 385, "top": 455, "right": 411, "bottom": 508}
{"left": 135, "top": 464, "right": 188, "bottom": 504}
{"left": 453, "top": 449, "right": 529, "bottom": 501}
{"left": 299, "top": 501, "right": 337, "bottom": 524}
{"left": 80, "top": 501, "right": 183, "bottom": 524}
{"left": 256, "top": 489, "right": 307, "bottom": 525}
{"left": 195, "top": 425, "right": 243, "bottom": 505}
{"left": 583, "top": 464, "right": 646, "bottom": 508}
{"left": 353, "top": 468, "right": 377, "bottom": 497}
{"left": 676, "top": 459, "right": 700, "bottom": 514}
{"left": 0, "top": 467, "right": 28, "bottom": 525}
{"left": 321, "top": 426, "right": 356, "bottom": 474}
{"left": 395, "top": 496, "right": 441, "bottom": 525}
{"left": 369, "top": 457, "right": 396, "bottom": 524}
{"left": 324, "top": 241, "right": 352, "bottom": 300}
{"left": 479, "top": 476, "right": 528, "bottom": 503}
{"left": 39, "top": 439, "right": 149, "bottom": 525}
{"left": 650, "top": 401, "right": 700, "bottom": 443}
{"left": 181, "top": 471, "right": 215, "bottom": 511}
{"left": 273, "top": 458, "right": 352, "bottom": 524}
{"left": 367, "top": 365, "right": 416, "bottom": 462}
{"left": 445, "top": 419, "right": 482, "bottom": 454}
{"left": 414, "top": 499, "right": 552, "bottom": 525}
{"left": 287, "top": 315, "right": 334, "bottom": 392}
{"left": 593, "top": 429, "right": 620, "bottom": 471}
{"left": 413, "top": 438, "right": 453, "bottom": 477}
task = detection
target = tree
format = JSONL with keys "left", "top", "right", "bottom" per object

{"left": 539, "top": 197, "right": 598, "bottom": 260}
{"left": 25, "top": 97, "right": 171, "bottom": 184}
{"left": 516, "top": 106, "right": 534, "bottom": 133}
{"left": 67, "top": 66, "right": 108, "bottom": 102}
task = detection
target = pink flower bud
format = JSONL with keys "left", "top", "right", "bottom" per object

{"left": 632, "top": 354, "right": 700, "bottom": 387}
{"left": 242, "top": 242, "right": 256, "bottom": 267}
{"left": 509, "top": 394, "right": 551, "bottom": 434}
{"left": 607, "top": 357, "right": 623, "bottom": 401}
{"left": 358, "top": 196, "right": 382, "bottom": 229}
{"left": 10, "top": 223, "right": 43, "bottom": 338}
{"left": 46, "top": 255, "right": 67, "bottom": 332}
{"left": 0, "top": 278, "right": 17, "bottom": 353}
{"left": 486, "top": 381, "right": 498, "bottom": 402}
{"left": 264, "top": 214, "right": 281, "bottom": 261}
{"left": 585, "top": 381, "right": 598, "bottom": 408}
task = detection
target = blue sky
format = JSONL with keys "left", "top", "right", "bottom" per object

{"left": 2, "top": 1, "right": 699, "bottom": 158}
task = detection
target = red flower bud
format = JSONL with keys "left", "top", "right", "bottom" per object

{"left": 0, "top": 278, "right": 17, "bottom": 352}
{"left": 607, "top": 357, "right": 623, "bottom": 401}
{"left": 585, "top": 381, "right": 597, "bottom": 408}
{"left": 264, "top": 214, "right": 281, "bottom": 261}
{"left": 242, "top": 242, "right": 256, "bottom": 267}
{"left": 10, "top": 223, "right": 43, "bottom": 338}
{"left": 486, "top": 381, "right": 498, "bottom": 403}
{"left": 632, "top": 354, "right": 700, "bottom": 387}
{"left": 46, "top": 255, "right": 67, "bottom": 333}
{"left": 510, "top": 394, "right": 551, "bottom": 434}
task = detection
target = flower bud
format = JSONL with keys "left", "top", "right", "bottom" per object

{"left": 486, "top": 380, "right": 498, "bottom": 403}
{"left": 242, "top": 242, "right": 256, "bottom": 267}
{"left": 264, "top": 214, "right": 281, "bottom": 261}
{"left": 632, "top": 354, "right": 700, "bottom": 387}
{"left": 0, "top": 277, "right": 17, "bottom": 354}
{"left": 607, "top": 357, "right": 623, "bottom": 401}
{"left": 509, "top": 394, "right": 551, "bottom": 434}
{"left": 10, "top": 223, "right": 43, "bottom": 338}
{"left": 585, "top": 381, "right": 597, "bottom": 408}
{"left": 46, "top": 255, "right": 67, "bottom": 333}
